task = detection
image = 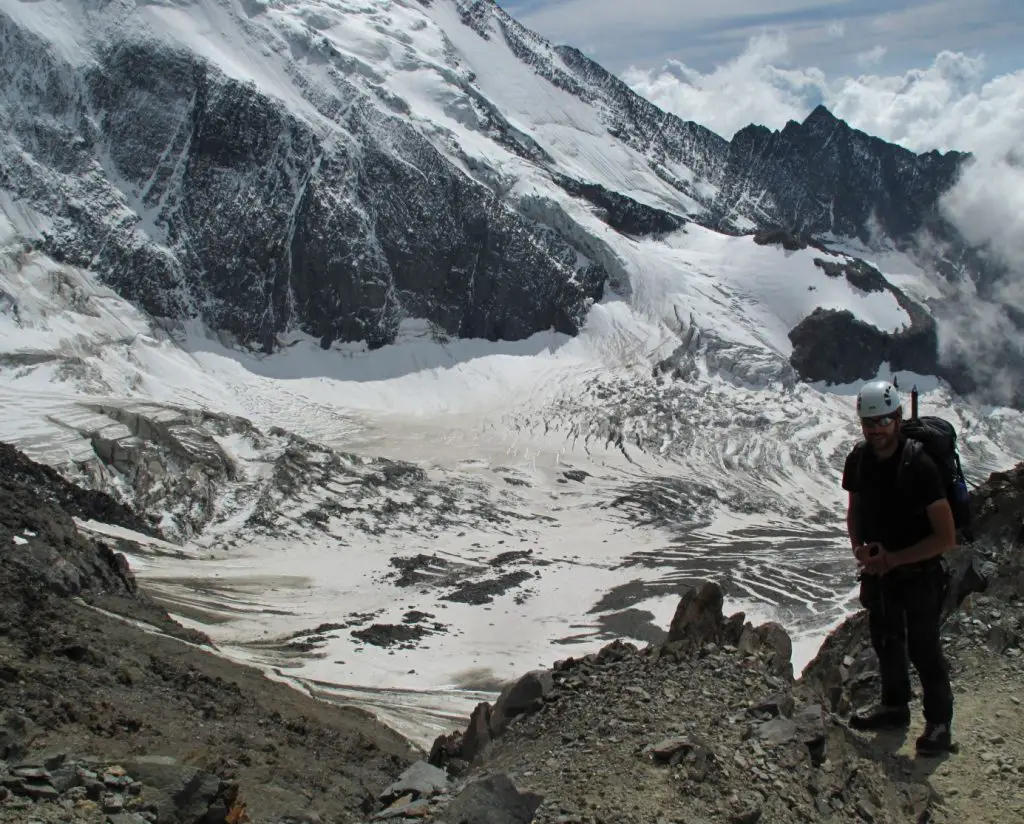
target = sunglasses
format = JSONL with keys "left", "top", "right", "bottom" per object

{"left": 861, "top": 415, "right": 897, "bottom": 429}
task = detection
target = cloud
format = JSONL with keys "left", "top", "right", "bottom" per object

{"left": 826, "top": 20, "right": 846, "bottom": 38}
{"left": 621, "top": 34, "right": 1023, "bottom": 148}
{"left": 622, "top": 36, "right": 1024, "bottom": 403}
{"left": 856, "top": 45, "right": 887, "bottom": 67}
{"left": 942, "top": 154, "right": 1024, "bottom": 272}
{"left": 932, "top": 283, "right": 1024, "bottom": 407}
{"left": 937, "top": 148, "right": 1024, "bottom": 405}
{"left": 619, "top": 34, "right": 824, "bottom": 139}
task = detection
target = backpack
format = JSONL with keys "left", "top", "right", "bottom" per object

{"left": 896, "top": 416, "right": 973, "bottom": 542}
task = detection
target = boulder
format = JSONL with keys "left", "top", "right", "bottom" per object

{"left": 379, "top": 760, "right": 449, "bottom": 805}
{"left": 459, "top": 702, "right": 493, "bottom": 764}
{"left": 441, "top": 773, "right": 542, "bottom": 824}
{"left": 489, "top": 670, "right": 554, "bottom": 736}
{"left": 793, "top": 704, "right": 828, "bottom": 766}
{"left": 0, "top": 712, "right": 41, "bottom": 762}
{"left": 115, "top": 757, "right": 232, "bottom": 824}
{"left": 755, "top": 718, "right": 797, "bottom": 747}
{"left": 747, "top": 694, "right": 795, "bottom": 719}
{"left": 643, "top": 736, "right": 695, "bottom": 764}
{"left": 427, "top": 730, "right": 462, "bottom": 771}
{"left": 666, "top": 581, "right": 725, "bottom": 647}
{"left": 738, "top": 621, "right": 794, "bottom": 679}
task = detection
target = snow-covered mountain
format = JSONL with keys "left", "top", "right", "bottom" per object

{"left": 2, "top": 0, "right": 1022, "bottom": 744}
{"left": 1, "top": 0, "right": 990, "bottom": 371}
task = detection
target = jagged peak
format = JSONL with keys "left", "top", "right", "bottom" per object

{"left": 803, "top": 103, "right": 839, "bottom": 125}
{"left": 741, "top": 103, "right": 969, "bottom": 164}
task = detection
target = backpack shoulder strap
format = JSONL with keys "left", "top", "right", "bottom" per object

{"left": 953, "top": 450, "right": 966, "bottom": 482}
{"left": 896, "top": 438, "right": 923, "bottom": 480}
{"left": 853, "top": 441, "right": 867, "bottom": 489}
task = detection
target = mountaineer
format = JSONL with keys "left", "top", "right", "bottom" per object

{"left": 841, "top": 379, "right": 957, "bottom": 755}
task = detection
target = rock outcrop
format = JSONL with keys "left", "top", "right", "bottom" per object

{"left": 381, "top": 581, "right": 908, "bottom": 823}
{"left": 1, "top": 441, "right": 147, "bottom": 602}
{"left": 786, "top": 257, "right": 973, "bottom": 392}
{"left": 1, "top": 442, "right": 154, "bottom": 538}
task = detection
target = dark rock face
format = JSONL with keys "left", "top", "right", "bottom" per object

{"left": 813, "top": 257, "right": 887, "bottom": 293}
{"left": 753, "top": 227, "right": 815, "bottom": 251}
{"left": 552, "top": 173, "right": 686, "bottom": 236}
{"left": 1, "top": 21, "right": 604, "bottom": 353}
{"left": 715, "top": 106, "right": 968, "bottom": 242}
{"left": 787, "top": 257, "right": 976, "bottom": 391}
{"left": 0, "top": 443, "right": 144, "bottom": 600}
{"left": 788, "top": 306, "right": 959, "bottom": 388}
{"left": 970, "top": 461, "right": 1024, "bottom": 599}
{"left": 0, "top": 443, "right": 155, "bottom": 537}
{"left": 488, "top": 669, "right": 555, "bottom": 737}
{"left": 788, "top": 308, "right": 889, "bottom": 385}
{"left": 665, "top": 580, "right": 725, "bottom": 646}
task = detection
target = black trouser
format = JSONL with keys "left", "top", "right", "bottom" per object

{"left": 860, "top": 562, "right": 954, "bottom": 724}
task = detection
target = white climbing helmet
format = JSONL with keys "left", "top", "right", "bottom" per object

{"left": 856, "top": 380, "right": 902, "bottom": 418}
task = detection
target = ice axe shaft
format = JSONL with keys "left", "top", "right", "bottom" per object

{"left": 911, "top": 385, "right": 919, "bottom": 419}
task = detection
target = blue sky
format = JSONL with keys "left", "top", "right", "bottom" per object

{"left": 501, "top": 0, "right": 1024, "bottom": 78}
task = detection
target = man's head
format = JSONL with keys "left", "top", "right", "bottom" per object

{"left": 856, "top": 380, "right": 902, "bottom": 454}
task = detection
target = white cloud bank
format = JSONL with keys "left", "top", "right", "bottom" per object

{"left": 621, "top": 33, "right": 1021, "bottom": 154}
{"left": 623, "top": 35, "right": 1024, "bottom": 403}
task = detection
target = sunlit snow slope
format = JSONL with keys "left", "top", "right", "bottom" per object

{"left": 1, "top": 0, "right": 1022, "bottom": 746}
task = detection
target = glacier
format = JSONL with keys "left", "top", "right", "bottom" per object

{"left": 1, "top": 0, "right": 1022, "bottom": 746}
{"left": 4, "top": 203, "right": 1022, "bottom": 746}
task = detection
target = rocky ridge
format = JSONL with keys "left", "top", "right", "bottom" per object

{"left": 1, "top": 441, "right": 421, "bottom": 824}
{"left": 364, "top": 461, "right": 1024, "bottom": 824}
{"left": 720, "top": 106, "right": 967, "bottom": 244}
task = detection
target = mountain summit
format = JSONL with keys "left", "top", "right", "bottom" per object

{"left": 720, "top": 104, "right": 967, "bottom": 242}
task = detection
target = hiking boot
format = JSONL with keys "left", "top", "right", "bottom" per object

{"left": 916, "top": 722, "right": 953, "bottom": 755}
{"left": 849, "top": 703, "right": 911, "bottom": 731}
